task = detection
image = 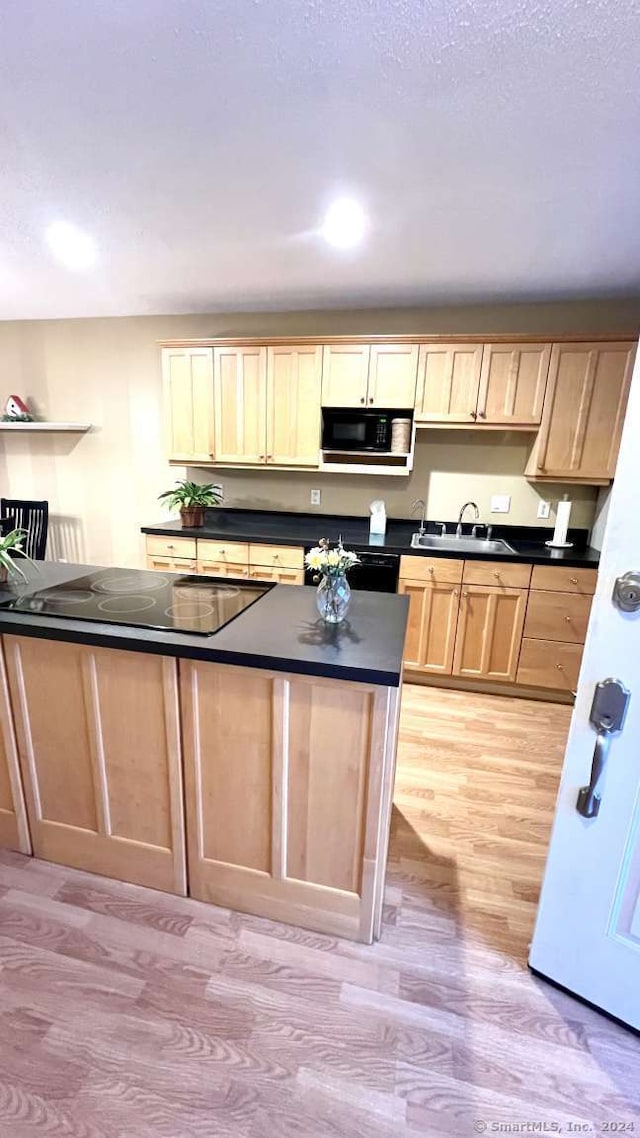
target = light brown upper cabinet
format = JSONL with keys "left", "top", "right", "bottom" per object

{"left": 477, "top": 343, "right": 551, "bottom": 426}
{"left": 214, "top": 346, "right": 267, "bottom": 465}
{"left": 266, "top": 345, "right": 322, "bottom": 465}
{"left": 526, "top": 342, "right": 635, "bottom": 484}
{"left": 163, "top": 347, "right": 215, "bottom": 462}
{"left": 321, "top": 343, "right": 418, "bottom": 409}
{"left": 415, "top": 343, "right": 484, "bottom": 423}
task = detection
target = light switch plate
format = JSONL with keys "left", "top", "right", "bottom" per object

{"left": 537, "top": 500, "right": 551, "bottom": 519}
{"left": 491, "top": 494, "right": 511, "bottom": 514}
{"left": 310, "top": 489, "right": 321, "bottom": 506}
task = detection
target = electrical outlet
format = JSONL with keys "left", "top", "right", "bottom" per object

{"left": 310, "top": 489, "right": 321, "bottom": 506}
{"left": 490, "top": 494, "right": 511, "bottom": 514}
{"left": 537, "top": 500, "right": 551, "bottom": 520}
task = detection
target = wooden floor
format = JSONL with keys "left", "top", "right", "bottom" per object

{"left": 0, "top": 685, "right": 638, "bottom": 1137}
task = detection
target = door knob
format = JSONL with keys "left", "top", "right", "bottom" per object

{"left": 576, "top": 678, "right": 631, "bottom": 819}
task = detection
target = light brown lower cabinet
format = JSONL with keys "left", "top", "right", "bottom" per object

{"left": 249, "top": 565, "right": 305, "bottom": 585}
{"left": 2, "top": 636, "right": 186, "bottom": 894}
{"left": 452, "top": 585, "right": 527, "bottom": 683}
{"left": 147, "top": 554, "right": 197, "bottom": 573}
{"left": 179, "top": 660, "right": 400, "bottom": 942}
{"left": 398, "top": 579, "right": 460, "bottom": 674}
{"left": 0, "top": 643, "right": 30, "bottom": 853}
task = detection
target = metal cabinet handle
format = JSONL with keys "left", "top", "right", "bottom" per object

{"left": 360, "top": 397, "right": 365, "bottom": 404}
{"left": 493, "top": 571, "right": 501, "bottom": 579}
{"left": 570, "top": 577, "right": 578, "bottom": 585}
{"left": 167, "top": 544, "right": 174, "bottom": 549}
{"left": 470, "top": 411, "right": 477, "bottom": 419}
{"left": 463, "top": 590, "right": 469, "bottom": 598}
{"left": 428, "top": 566, "right": 434, "bottom": 574}
{"left": 369, "top": 397, "right": 374, "bottom": 404}
{"left": 453, "top": 589, "right": 459, "bottom": 596}
{"left": 556, "top": 663, "right": 564, "bottom": 670}
{"left": 478, "top": 410, "right": 486, "bottom": 418}
{"left": 565, "top": 614, "right": 572, "bottom": 622}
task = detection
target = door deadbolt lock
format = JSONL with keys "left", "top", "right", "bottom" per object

{"left": 612, "top": 571, "right": 640, "bottom": 613}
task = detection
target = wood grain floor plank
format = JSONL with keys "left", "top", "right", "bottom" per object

{"left": 0, "top": 685, "right": 637, "bottom": 1136}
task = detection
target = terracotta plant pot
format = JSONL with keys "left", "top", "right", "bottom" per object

{"left": 180, "top": 506, "right": 205, "bottom": 528}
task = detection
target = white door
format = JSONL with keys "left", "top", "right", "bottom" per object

{"left": 529, "top": 343, "right": 640, "bottom": 1029}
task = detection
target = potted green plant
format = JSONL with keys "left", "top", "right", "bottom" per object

{"left": 157, "top": 479, "right": 223, "bottom": 528}
{"left": 0, "top": 527, "right": 37, "bottom": 584}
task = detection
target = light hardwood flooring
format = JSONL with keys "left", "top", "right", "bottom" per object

{"left": 0, "top": 684, "right": 638, "bottom": 1136}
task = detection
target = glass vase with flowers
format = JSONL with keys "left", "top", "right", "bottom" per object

{"left": 305, "top": 537, "right": 359, "bottom": 623}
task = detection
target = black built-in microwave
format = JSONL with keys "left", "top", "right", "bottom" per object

{"left": 322, "top": 409, "right": 402, "bottom": 452}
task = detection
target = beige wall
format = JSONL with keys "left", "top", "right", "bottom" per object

{"left": 0, "top": 298, "right": 637, "bottom": 568}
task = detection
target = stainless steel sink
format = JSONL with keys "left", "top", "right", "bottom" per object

{"left": 410, "top": 533, "right": 516, "bottom": 555}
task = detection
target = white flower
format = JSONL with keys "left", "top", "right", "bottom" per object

{"left": 327, "top": 550, "right": 340, "bottom": 567}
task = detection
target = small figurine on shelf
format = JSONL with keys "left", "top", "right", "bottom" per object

{"left": 2, "top": 395, "right": 35, "bottom": 423}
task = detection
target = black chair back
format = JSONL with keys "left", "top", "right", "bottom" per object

{"left": 0, "top": 499, "right": 49, "bottom": 560}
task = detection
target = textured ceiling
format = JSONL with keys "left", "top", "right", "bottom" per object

{"left": 1, "top": 0, "right": 639, "bottom": 319}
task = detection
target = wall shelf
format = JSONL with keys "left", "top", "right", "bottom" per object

{"left": 0, "top": 422, "right": 91, "bottom": 433}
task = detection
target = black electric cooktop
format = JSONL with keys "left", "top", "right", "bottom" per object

{"left": 0, "top": 569, "right": 274, "bottom": 636}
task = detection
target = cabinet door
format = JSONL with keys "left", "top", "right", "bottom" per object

{"left": 214, "top": 346, "right": 267, "bottom": 464}
{"left": 266, "top": 346, "right": 322, "bottom": 465}
{"left": 416, "top": 343, "right": 483, "bottom": 423}
{"left": 477, "top": 343, "right": 551, "bottom": 426}
{"left": 453, "top": 585, "right": 527, "bottom": 682}
{"left": 162, "top": 347, "right": 215, "bottom": 462}
{"left": 0, "top": 641, "right": 30, "bottom": 853}
{"left": 4, "top": 637, "right": 186, "bottom": 894}
{"left": 527, "top": 342, "right": 635, "bottom": 482}
{"left": 368, "top": 344, "right": 419, "bottom": 408}
{"left": 399, "top": 580, "right": 460, "bottom": 674}
{"left": 180, "top": 662, "right": 399, "bottom": 941}
{"left": 321, "top": 344, "right": 370, "bottom": 407}
{"left": 249, "top": 566, "right": 304, "bottom": 585}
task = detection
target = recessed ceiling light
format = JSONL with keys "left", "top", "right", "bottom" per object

{"left": 321, "top": 198, "right": 367, "bottom": 249}
{"left": 45, "top": 221, "right": 97, "bottom": 270}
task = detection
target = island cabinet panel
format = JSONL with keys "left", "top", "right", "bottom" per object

{"left": 3, "top": 636, "right": 186, "bottom": 894}
{"left": 180, "top": 661, "right": 400, "bottom": 942}
{"left": 0, "top": 643, "right": 30, "bottom": 853}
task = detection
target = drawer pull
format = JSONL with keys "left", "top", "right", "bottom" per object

{"left": 556, "top": 663, "right": 564, "bottom": 670}
{"left": 453, "top": 589, "right": 459, "bottom": 597}
{"left": 570, "top": 577, "right": 578, "bottom": 585}
{"left": 428, "top": 566, "right": 434, "bottom": 573}
{"left": 565, "top": 615, "right": 572, "bottom": 622}
{"left": 167, "top": 544, "right": 174, "bottom": 550}
{"left": 493, "top": 571, "right": 501, "bottom": 579}
{"left": 463, "top": 591, "right": 469, "bottom": 598}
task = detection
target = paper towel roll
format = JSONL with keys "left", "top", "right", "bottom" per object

{"left": 545, "top": 499, "right": 573, "bottom": 548}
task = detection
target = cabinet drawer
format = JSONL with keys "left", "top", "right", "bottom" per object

{"left": 146, "top": 535, "right": 197, "bottom": 559}
{"left": 249, "top": 543, "right": 304, "bottom": 570}
{"left": 462, "top": 560, "right": 532, "bottom": 589}
{"left": 530, "top": 565, "right": 597, "bottom": 595}
{"left": 517, "top": 638, "right": 583, "bottom": 691}
{"left": 197, "top": 560, "right": 249, "bottom": 579}
{"left": 248, "top": 566, "right": 304, "bottom": 585}
{"left": 197, "top": 540, "right": 249, "bottom": 564}
{"left": 399, "top": 555, "right": 463, "bottom": 585}
{"left": 146, "top": 555, "right": 197, "bottom": 573}
{"left": 524, "top": 590, "right": 592, "bottom": 645}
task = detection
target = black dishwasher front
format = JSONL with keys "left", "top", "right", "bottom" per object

{"left": 304, "top": 549, "right": 399, "bottom": 593}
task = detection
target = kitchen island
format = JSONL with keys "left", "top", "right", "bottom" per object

{"left": 0, "top": 562, "right": 408, "bottom": 942}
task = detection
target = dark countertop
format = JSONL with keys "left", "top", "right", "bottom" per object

{"left": 142, "top": 508, "right": 601, "bottom": 569}
{"left": 0, "top": 562, "right": 408, "bottom": 688}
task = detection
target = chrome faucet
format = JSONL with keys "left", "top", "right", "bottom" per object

{"left": 411, "top": 498, "right": 427, "bottom": 536}
{"left": 456, "top": 500, "right": 479, "bottom": 538}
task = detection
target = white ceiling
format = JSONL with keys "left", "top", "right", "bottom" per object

{"left": 1, "top": 0, "right": 639, "bottom": 320}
